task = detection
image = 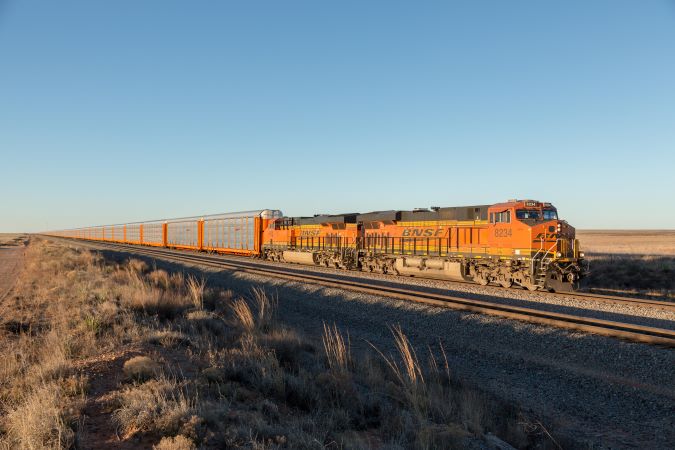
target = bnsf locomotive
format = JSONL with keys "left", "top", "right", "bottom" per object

{"left": 46, "top": 199, "right": 584, "bottom": 291}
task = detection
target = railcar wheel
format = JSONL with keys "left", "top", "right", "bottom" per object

{"left": 499, "top": 280, "right": 513, "bottom": 288}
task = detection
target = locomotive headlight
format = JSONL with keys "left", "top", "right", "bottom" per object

{"left": 556, "top": 252, "right": 562, "bottom": 257}
{"left": 557, "top": 224, "right": 561, "bottom": 231}
{"left": 580, "top": 252, "right": 585, "bottom": 258}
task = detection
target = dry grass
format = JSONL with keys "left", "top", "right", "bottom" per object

{"left": 0, "top": 233, "right": 28, "bottom": 246}
{"left": 123, "top": 356, "right": 162, "bottom": 381}
{"left": 577, "top": 230, "right": 675, "bottom": 296}
{"left": 230, "top": 298, "right": 255, "bottom": 332}
{"left": 322, "top": 322, "right": 351, "bottom": 373}
{"left": 113, "top": 377, "right": 193, "bottom": 438}
{"left": 153, "top": 434, "right": 196, "bottom": 450}
{"left": 3, "top": 382, "right": 77, "bottom": 450}
{"left": 186, "top": 275, "right": 206, "bottom": 310}
{"left": 0, "top": 239, "right": 564, "bottom": 449}
{"left": 577, "top": 230, "right": 675, "bottom": 256}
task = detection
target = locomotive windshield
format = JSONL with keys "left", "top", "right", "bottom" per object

{"left": 516, "top": 210, "right": 540, "bottom": 220}
{"left": 516, "top": 209, "right": 558, "bottom": 220}
{"left": 543, "top": 209, "right": 558, "bottom": 220}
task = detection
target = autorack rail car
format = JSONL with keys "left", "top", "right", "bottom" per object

{"left": 46, "top": 200, "right": 584, "bottom": 291}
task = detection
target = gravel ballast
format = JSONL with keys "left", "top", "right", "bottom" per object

{"left": 60, "top": 240, "right": 675, "bottom": 448}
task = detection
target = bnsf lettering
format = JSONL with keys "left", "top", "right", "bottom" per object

{"left": 299, "top": 230, "right": 321, "bottom": 237}
{"left": 402, "top": 228, "right": 444, "bottom": 237}
{"left": 494, "top": 229, "right": 512, "bottom": 238}
{"left": 534, "top": 233, "right": 559, "bottom": 239}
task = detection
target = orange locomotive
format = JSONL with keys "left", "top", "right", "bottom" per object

{"left": 46, "top": 200, "right": 584, "bottom": 291}
{"left": 261, "top": 200, "right": 584, "bottom": 291}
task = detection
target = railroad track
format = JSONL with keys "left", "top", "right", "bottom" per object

{"left": 49, "top": 237, "right": 675, "bottom": 347}
{"left": 74, "top": 238, "right": 675, "bottom": 312}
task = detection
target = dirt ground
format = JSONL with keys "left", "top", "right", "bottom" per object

{"left": 577, "top": 230, "right": 675, "bottom": 256}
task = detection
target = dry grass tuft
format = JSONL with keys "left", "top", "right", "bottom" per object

{"left": 113, "top": 377, "right": 193, "bottom": 438}
{"left": 369, "top": 325, "right": 429, "bottom": 418}
{"left": 186, "top": 275, "right": 206, "bottom": 310}
{"left": 123, "top": 356, "right": 162, "bottom": 381}
{"left": 322, "top": 322, "right": 351, "bottom": 373}
{"left": 128, "top": 258, "right": 149, "bottom": 274}
{"left": 147, "top": 330, "right": 190, "bottom": 348}
{"left": 250, "top": 287, "right": 276, "bottom": 332}
{"left": 153, "top": 435, "right": 196, "bottom": 450}
{"left": 148, "top": 269, "right": 171, "bottom": 289}
{"left": 1, "top": 382, "right": 76, "bottom": 450}
{"left": 378, "top": 324, "right": 425, "bottom": 387}
{"left": 230, "top": 298, "right": 255, "bottom": 333}
{"left": 118, "top": 273, "right": 191, "bottom": 318}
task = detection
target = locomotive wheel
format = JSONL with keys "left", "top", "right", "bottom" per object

{"left": 475, "top": 276, "right": 490, "bottom": 286}
{"left": 522, "top": 282, "right": 538, "bottom": 291}
{"left": 499, "top": 280, "right": 513, "bottom": 288}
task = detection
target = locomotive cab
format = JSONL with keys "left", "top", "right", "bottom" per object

{"left": 487, "top": 200, "right": 583, "bottom": 291}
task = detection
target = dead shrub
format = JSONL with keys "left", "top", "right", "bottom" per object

{"left": 148, "top": 269, "right": 171, "bottom": 289}
{"left": 97, "top": 301, "right": 120, "bottom": 326}
{"left": 201, "top": 367, "right": 225, "bottom": 384}
{"left": 123, "top": 356, "right": 161, "bottom": 381}
{"left": 261, "top": 328, "right": 315, "bottom": 373}
{"left": 147, "top": 330, "right": 190, "bottom": 348}
{"left": 153, "top": 434, "right": 196, "bottom": 450}
{"left": 32, "top": 329, "right": 71, "bottom": 382}
{"left": 128, "top": 258, "right": 149, "bottom": 274}
{"left": 114, "top": 377, "right": 193, "bottom": 438}
{"left": 119, "top": 282, "right": 190, "bottom": 319}
{"left": 186, "top": 310, "right": 226, "bottom": 336}
{"left": 170, "top": 272, "right": 185, "bottom": 290}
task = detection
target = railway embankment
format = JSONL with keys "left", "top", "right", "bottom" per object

{"left": 48, "top": 237, "right": 675, "bottom": 449}
{"left": 0, "top": 238, "right": 574, "bottom": 449}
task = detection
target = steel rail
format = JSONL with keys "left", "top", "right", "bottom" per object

{"left": 427, "top": 276, "right": 675, "bottom": 311}
{"left": 49, "top": 237, "right": 675, "bottom": 348}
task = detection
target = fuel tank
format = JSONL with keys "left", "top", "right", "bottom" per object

{"left": 394, "top": 257, "right": 466, "bottom": 281}
{"left": 282, "top": 251, "right": 317, "bottom": 265}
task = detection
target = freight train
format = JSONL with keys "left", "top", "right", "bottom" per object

{"left": 45, "top": 200, "right": 585, "bottom": 292}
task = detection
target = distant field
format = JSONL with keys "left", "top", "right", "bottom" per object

{"left": 576, "top": 230, "right": 675, "bottom": 296}
{"left": 0, "top": 234, "right": 27, "bottom": 246}
{"left": 576, "top": 230, "right": 675, "bottom": 256}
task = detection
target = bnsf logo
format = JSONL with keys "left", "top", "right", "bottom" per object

{"left": 402, "top": 228, "right": 444, "bottom": 237}
{"left": 534, "top": 233, "right": 559, "bottom": 239}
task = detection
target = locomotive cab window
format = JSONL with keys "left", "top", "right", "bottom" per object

{"left": 543, "top": 210, "right": 558, "bottom": 220}
{"left": 516, "top": 209, "right": 540, "bottom": 220}
{"left": 491, "top": 210, "right": 511, "bottom": 223}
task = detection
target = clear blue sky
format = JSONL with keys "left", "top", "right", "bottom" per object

{"left": 1, "top": 1, "right": 674, "bottom": 232}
